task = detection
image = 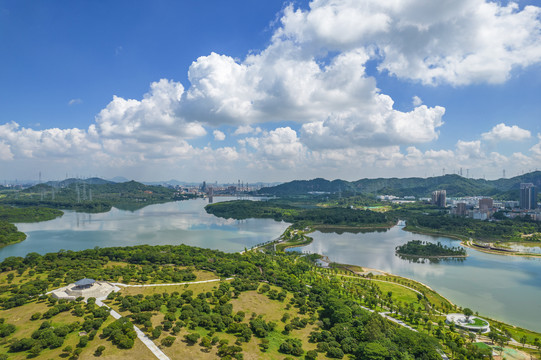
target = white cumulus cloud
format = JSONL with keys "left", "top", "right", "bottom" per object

{"left": 96, "top": 79, "right": 205, "bottom": 141}
{"left": 276, "top": 0, "right": 541, "bottom": 86}
{"left": 213, "top": 130, "right": 226, "bottom": 141}
{"left": 481, "top": 123, "right": 531, "bottom": 141}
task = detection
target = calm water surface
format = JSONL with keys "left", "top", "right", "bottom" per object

{"left": 289, "top": 226, "right": 541, "bottom": 332}
{"left": 0, "top": 197, "right": 288, "bottom": 259}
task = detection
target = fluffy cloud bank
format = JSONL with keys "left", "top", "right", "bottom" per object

{"left": 276, "top": 0, "right": 541, "bottom": 85}
{"left": 1, "top": 0, "right": 541, "bottom": 180}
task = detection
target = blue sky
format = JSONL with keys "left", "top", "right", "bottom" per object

{"left": 1, "top": 0, "right": 541, "bottom": 183}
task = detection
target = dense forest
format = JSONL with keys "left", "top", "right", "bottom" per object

{"left": 0, "top": 244, "right": 505, "bottom": 359}
{"left": 205, "top": 200, "right": 392, "bottom": 227}
{"left": 395, "top": 240, "right": 467, "bottom": 258}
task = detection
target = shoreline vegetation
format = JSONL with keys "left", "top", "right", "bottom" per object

{"left": 405, "top": 224, "right": 541, "bottom": 258}
{"left": 207, "top": 198, "right": 541, "bottom": 258}
{"left": 0, "top": 206, "right": 64, "bottom": 248}
{"left": 0, "top": 180, "right": 200, "bottom": 248}
{"left": 395, "top": 240, "right": 467, "bottom": 259}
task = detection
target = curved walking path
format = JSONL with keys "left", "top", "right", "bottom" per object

{"left": 111, "top": 277, "right": 232, "bottom": 287}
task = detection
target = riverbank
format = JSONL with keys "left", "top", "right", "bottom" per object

{"left": 404, "top": 225, "right": 541, "bottom": 258}
{"left": 396, "top": 253, "right": 468, "bottom": 259}
{"left": 313, "top": 223, "right": 394, "bottom": 231}
{"left": 461, "top": 240, "right": 541, "bottom": 258}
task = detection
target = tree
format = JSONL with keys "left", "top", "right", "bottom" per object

{"left": 184, "top": 332, "right": 200, "bottom": 345}
{"left": 488, "top": 330, "right": 499, "bottom": 344}
{"left": 520, "top": 335, "right": 527, "bottom": 347}
{"left": 200, "top": 336, "right": 212, "bottom": 350}
{"left": 358, "top": 342, "right": 388, "bottom": 360}
{"left": 463, "top": 308, "right": 473, "bottom": 322}
{"left": 161, "top": 336, "right": 176, "bottom": 347}
{"left": 151, "top": 327, "right": 162, "bottom": 339}
{"left": 534, "top": 337, "right": 541, "bottom": 357}
{"left": 94, "top": 345, "right": 106, "bottom": 356}
{"left": 77, "top": 336, "right": 89, "bottom": 348}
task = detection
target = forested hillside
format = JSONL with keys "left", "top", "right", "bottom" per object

{"left": 258, "top": 171, "right": 541, "bottom": 199}
{"left": 0, "top": 180, "right": 193, "bottom": 213}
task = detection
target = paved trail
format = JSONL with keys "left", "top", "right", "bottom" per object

{"left": 111, "top": 278, "right": 232, "bottom": 288}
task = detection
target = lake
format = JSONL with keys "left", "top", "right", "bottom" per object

{"left": 0, "top": 197, "right": 289, "bottom": 259}
{"left": 288, "top": 226, "right": 541, "bottom": 332}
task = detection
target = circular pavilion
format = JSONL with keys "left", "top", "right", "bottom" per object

{"left": 446, "top": 313, "right": 490, "bottom": 333}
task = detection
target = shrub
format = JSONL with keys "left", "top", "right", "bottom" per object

{"left": 161, "top": 336, "right": 176, "bottom": 347}
{"left": 94, "top": 345, "right": 106, "bottom": 356}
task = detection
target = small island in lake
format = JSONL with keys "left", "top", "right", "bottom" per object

{"left": 396, "top": 240, "right": 467, "bottom": 258}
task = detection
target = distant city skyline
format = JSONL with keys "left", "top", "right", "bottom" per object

{"left": 2, "top": 0, "right": 541, "bottom": 182}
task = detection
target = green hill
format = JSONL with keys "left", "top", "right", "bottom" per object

{"left": 44, "top": 177, "right": 115, "bottom": 187}
{"left": 258, "top": 171, "right": 541, "bottom": 199}
{"left": 2, "top": 180, "right": 193, "bottom": 213}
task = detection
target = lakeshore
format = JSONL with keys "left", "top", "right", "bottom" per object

{"left": 462, "top": 240, "right": 541, "bottom": 258}
{"left": 405, "top": 224, "right": 541, "bottom": 258}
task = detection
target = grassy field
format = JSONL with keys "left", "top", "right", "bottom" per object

{"left": 107, "top": 281, "right": 330, "bottom": 360}
{"left": 0, "top": 300, "right": 153, "bottom": 360}
{"left": 372, "top": 274, "right": 453, "bottom": 310}
{"left": 372, "top": 279, "right": 421, "bottom": 304}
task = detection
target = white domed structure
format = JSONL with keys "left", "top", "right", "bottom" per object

{"left": 446, "top": 313, "right": 490, "bottom": 333}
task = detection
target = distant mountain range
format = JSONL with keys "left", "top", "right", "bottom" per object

{"left": 257, "top": 171, "right": 541, "bottom": 199}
